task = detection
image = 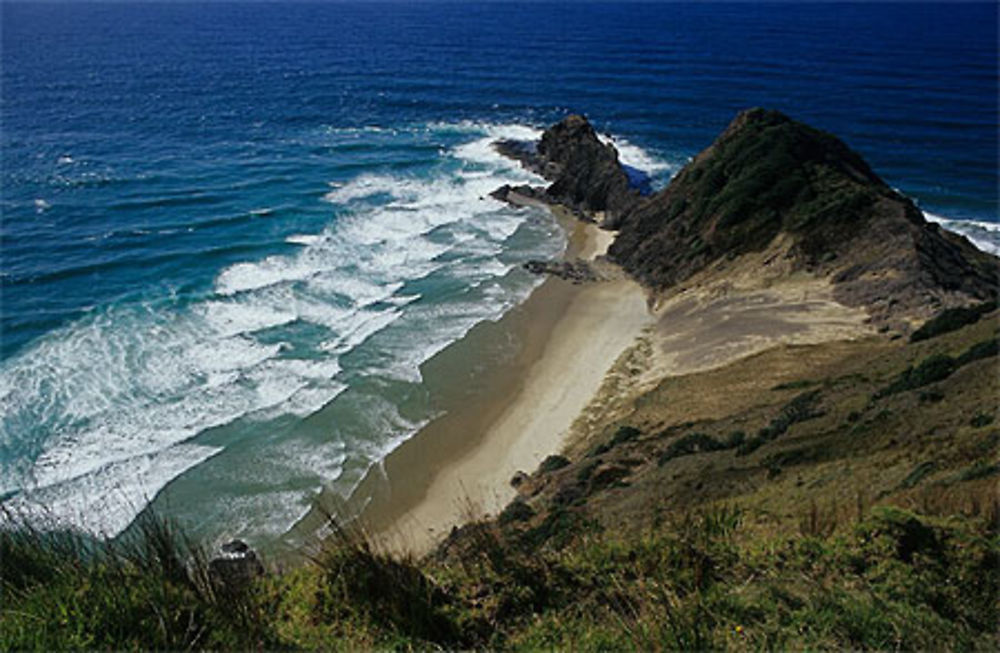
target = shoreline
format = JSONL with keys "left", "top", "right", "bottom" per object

{"left": 337, "top": 217, "right": 651, "bottom": 555}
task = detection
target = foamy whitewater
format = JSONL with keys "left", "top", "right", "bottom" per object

{"left": 3, "top": 1, "right": 996, "bottom": 547}
{"left": 0, "top": 123, "right": 678, "bottom": 541}
{"left": 3, "top": 118, "right": 992, "bottom": 543}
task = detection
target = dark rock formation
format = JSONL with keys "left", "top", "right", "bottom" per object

{"left": 493, "top": 115, "right": 641, "bottom": 226}
{"left": 536, "top": 115, "right": 640, "bottom": 226}
{"left": 522, "top": 259, "right": 598, "bottom": 284}
{"left": 492, "top": 140, "right": 549, "bottom": 178}
{"left": 607, "top": 108, "right": 998, "bottom": 320}
{"left": 489, "top": 184, "right": 548, "bottom": 207}
{"left": 209, "top": 539, "right": 264, "bottom": 592}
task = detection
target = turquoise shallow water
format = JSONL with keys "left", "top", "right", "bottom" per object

{"left": 1, "top": 2, "right": 996, "bottom": 544}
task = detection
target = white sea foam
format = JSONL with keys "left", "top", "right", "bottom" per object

{"left": 0, "top": 291, "right": 352, "bottom": 535}
{"left": 451, "top": 123, "right": 543, "bottom": 167}
{"left": 203, "top": 488, "right": 321, "bottom": 545}
{"left": 323, "top": 174, "right": 401, "bottom": 204}
{"left": 923, "top": 211, "right": 1000, "bottom": 256}
{"left": 598, "top": 133, "right": 675, "bottom": 175}
{"left": 0, "top": 121, "right": 583, "bottom": 538}
{"left": 321, "top": 309, "right": 404, "bottom": 354}
{"left": 286, "top": 233, "right": 323, "bottom": 245}
{"left": 2, "top": 443, "right": 222, "bottom": 537}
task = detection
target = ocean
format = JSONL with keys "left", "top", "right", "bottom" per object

{"left": 2, "top": 1, "right": 997, "bottom": 545}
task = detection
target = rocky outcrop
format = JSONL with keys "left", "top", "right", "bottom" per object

{"left": 522, "top": 259, "right": 599, "bottom": 284}
{"left": 489, "top": 184, "right": 549, "bottom": 208}
{"left": 607, "top": 108, "right": 998, "bottom": 323}
{"left": 535, "top": 115, "right": 640, "bottom": 225}
{"left": 497, "top": 109, "right": 996, "bottom": 325}
{"left": 209, "top": 539, "right": 264, "bottom": 592}
{"left": 493, "top": 115, "right": 641, "bottom": 225}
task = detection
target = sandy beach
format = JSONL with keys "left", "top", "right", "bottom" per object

{"left": 342, "top": 219, "right": 651, "bottom": 555}
{"left": 287, "top": 222, "right": 879, "bottom": 559}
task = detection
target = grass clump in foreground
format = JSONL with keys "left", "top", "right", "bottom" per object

{"left": 0, "top": 511, "right": 274, "bottom": 650}
{"left": 3, "top": 500, "right": 998, "bottom": 650}
{"left": 489, "top": 504, "right": 999, "bottom": 651}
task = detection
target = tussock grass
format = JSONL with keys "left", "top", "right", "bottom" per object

{"left": 0, "top": 510, "right": 271, "bottom": 650}
{"left": 4, "top": 304, "right": 997, "bottom": 651}
{"left": 4, "top": 495, "right": 996, "bottom": 651}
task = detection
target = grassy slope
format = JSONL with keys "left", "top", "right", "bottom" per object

{"left": 3, "top": 310, "right": 998, "bottom": 650}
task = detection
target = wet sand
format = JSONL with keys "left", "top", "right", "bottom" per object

{"left": 300, "top": 225, "right": 873, "bottom": 559}
{"left": 344, "top": 220, "right": 651, "bottom": 555}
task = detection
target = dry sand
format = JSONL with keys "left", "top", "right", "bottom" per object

{"left": 348, "top": 220, "right": 651, "bottom": 555}
{"left": 316, "top": 228, "right": 874, "bottom": 558}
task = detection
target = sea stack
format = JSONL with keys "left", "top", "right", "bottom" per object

{"left": 493, "top": 114, "right": 641, "bottom": 225}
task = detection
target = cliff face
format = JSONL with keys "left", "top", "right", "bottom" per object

{"left": 606, "top": 109, "right": 997, "bottom": 322}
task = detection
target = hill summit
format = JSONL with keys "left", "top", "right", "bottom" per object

{"left": 507, "top": 109, "right": 997, "bottom": 329}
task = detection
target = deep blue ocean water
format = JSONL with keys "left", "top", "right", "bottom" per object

{"left": 2, "top": 1, "right": 997, "bottom": 543}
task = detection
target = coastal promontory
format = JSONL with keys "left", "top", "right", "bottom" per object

{"left": 5, "top": 110, "right": 997, "bottom": 651}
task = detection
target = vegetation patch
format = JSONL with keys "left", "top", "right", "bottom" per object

{"left": 0, "top": 513, "right": 276, "bottom": 651}
{"left": 878, "top": 353, "right": 956, "bottom": 396}
{"left": 918, "top": 389, "right": 945, "bottom": 403}
{"left": 879, "top": 338, "right": 998, "bottom": 398}
{"left": 499, "top": 500, "right": 535, "bottom": 526}
{"left": 538, "top": 455, "right": 571, "bottom": 474}
{"left": 737, "top": 390, "right": 824, "bottom": 456}
{"left": 658, "top": 432, "right": 726, "bottom": 465}
{"left": 610, "top": 425, "right": 641, "bottom": 446}
{"left": 970, "top": 412, "right": 994, "bottom": 428}
{"left": 954, "top": 462, "right": 1000, "bottom": 483}
{"left": 589, "top": 425, "right": 642, "bottom": 457}
{"left": 910, "top": 301, "right": 996, "bottom": 342}
{"left": 762, "top": 446, "right": 823, "bottom": 470}
{"left": 772, "top": 379, "right": 817, "bottom": 391}
{"left": 955, "top": 337, "right": 999, "bottom": 366}
{"left": 899, "top": 461, "right": 937, "bottom": 489}
{"left": 521, "top": 507, "right": 591, "bottom": 550}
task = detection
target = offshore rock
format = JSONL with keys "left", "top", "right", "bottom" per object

{"left": 537, "top": 115, "right": 640, "bottom": 227}
{"left": 492, "top": 115, "right": 640, "bottom": 227}
{"left": 489, "top": 183, "right": 549, "bottom": 207}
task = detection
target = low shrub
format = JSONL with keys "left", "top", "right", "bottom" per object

{"left": 499, "top": 500, "right": 535, "bottom": 526}
{"left": 658, "top": 432, "right": 726, "bottom": 465}
{"left": 737, "top": 390, "right": 824, "bottom": 456}
{"left": 611, "top": 425, "right": 642, "bottom": 446}
{"left": 910, "top": 300, "right": 996, "bottom": 342}
{"left": 899, "top": 461, "right": 937, "bottom": 489}
{"left": 955, "top": 338, "right": 998, "bottom": 366}
{"left": 970, "top": 412, "right": 994, "bottom": 428}
{"left": 878, "top": 353, "right": 956, "bottom": 396}
{"left": 538, "top": 455, "right": 571, "bottom": 474}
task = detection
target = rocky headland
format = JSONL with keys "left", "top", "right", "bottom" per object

{"left": 496, "top": 109, "right": 997, "bottom": 332}
{"left": 6, "top": 110, "right": 997, "bottom": 651}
